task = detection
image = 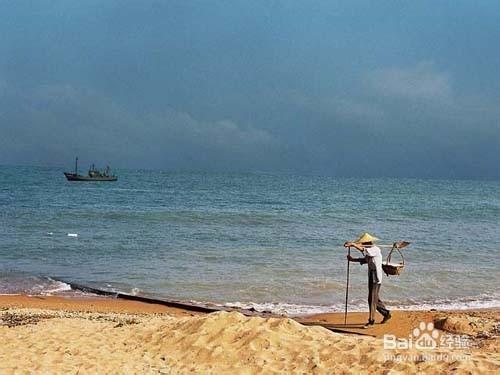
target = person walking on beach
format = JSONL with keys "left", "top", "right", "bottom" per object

{"left": 344, "top": 233, "right": 391, "bottom": 328}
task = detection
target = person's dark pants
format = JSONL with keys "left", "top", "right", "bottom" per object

{"left": 368, "top": 270, "right": 390, "bottom": 323}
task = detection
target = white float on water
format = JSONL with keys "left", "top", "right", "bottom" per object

{"left": 67, "top": 233, "right": 78, "bottom": 237}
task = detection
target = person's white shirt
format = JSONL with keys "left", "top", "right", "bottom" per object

{"left": 363, "top": 245, "right": 383, "bottom": 284}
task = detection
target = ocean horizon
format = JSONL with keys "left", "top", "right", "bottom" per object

{"left": 1, "top": 165, "right": 499, "bottom": 315}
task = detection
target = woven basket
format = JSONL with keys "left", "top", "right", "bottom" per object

{"left": 382, "top": 263, "right": 404, "bottom": 275}
{"left": 383, "top": 245, "right": 405, "bottom": 276}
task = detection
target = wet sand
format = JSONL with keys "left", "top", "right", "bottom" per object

{"left": 0, "top": 294, "right": 197, "bottom": 316}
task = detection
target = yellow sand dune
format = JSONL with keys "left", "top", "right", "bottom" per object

{"left": 1, "top": 308, "right": 498, "bottom": 374}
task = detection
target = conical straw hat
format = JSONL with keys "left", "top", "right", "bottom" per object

{"left": 355, "top": 232, "right": 380, "bottom": 243}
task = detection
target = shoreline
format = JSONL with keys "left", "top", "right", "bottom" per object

{"left": 1, "top": 294, "right": 498, "bottom": 373}
{"left": 2, "top": 291, "right": 498, "bottom": 314}
{"left": 1, "top": 294, "right": 499, "bottom": 338}
{"left": 0, "top": 294, "right": 197, "bottom": 316}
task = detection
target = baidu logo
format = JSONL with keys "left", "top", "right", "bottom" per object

{"left": 383, "top": 321, "right": 473, "bottom": 362}
{"left": 413, "top": 322, "right": 439, "bottom": 350}
{"left": 384, "top": 321, "right": 439, "bottom": 350}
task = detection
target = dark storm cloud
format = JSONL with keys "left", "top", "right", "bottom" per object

{"left": 0, "top": 1, "right": 499, "bottom": 178}
{"left": 0, "top": 82, "right": 281, "bottom": 171}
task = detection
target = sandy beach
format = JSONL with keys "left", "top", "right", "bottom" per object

{"left": 2, "top": 1, "right": 500, "bottom": 373}
{"left": 0, "top": 295, "right": 498, "bottom": 374}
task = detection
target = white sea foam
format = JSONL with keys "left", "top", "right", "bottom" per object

{"left": 220, "top": 301, "right": 333, "bottom": 316}
{"left": 221, "top": 294, "right": 500, "bottom": 316}
{"left": 395, "top": 299, "right": 500, "bottom": 311}
{"left": 130, "top": 287, "right": 141, "bottom": 296}
{"left": 0, "top": 274, "right": 73, "bottom": 296}
{"left": 41, "top": 279, "right": 72, "bottom": 295}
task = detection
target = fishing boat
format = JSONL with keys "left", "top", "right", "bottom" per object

{"left": 64, "top": 157, "right": 117, "bottom": 182}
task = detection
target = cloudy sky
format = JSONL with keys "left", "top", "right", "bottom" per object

{"left": 1, "top": 1, "right": 499, "bottom": 178}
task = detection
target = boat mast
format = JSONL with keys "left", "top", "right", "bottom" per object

{"left": 75, "top": 156, "right": 78, "bottom": 175}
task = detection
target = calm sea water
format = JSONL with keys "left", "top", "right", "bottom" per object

{"left": 1, "top": 165, "right": 499, "bottom": 315}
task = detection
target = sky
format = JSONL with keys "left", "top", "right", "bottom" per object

{"left": 1, "top": 1, "right": 499, "bottom": 178}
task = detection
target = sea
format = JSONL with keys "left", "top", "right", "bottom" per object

{"left": 1, "top": 165, "right": 499, "bottom": 316}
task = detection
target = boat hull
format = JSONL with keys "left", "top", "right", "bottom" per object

{"left": 64, "top": 172, "right": 117, "bottom": 182}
